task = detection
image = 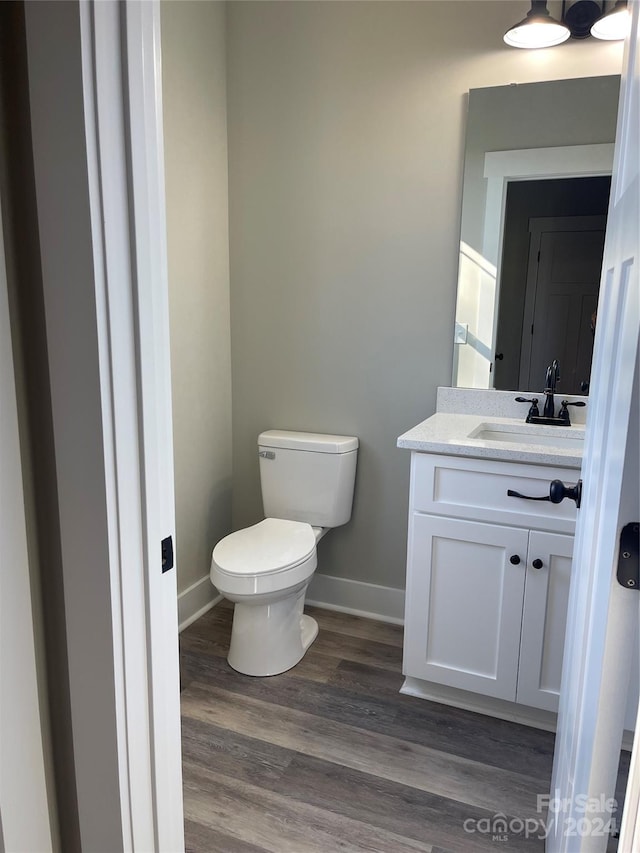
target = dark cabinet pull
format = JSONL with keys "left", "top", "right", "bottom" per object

{"left": 507, "top": 479, "right": 582, "bottom": 509}
{"left": 510, "top": 554, "right": 521, "bottom": 565}
{"left": 507, "top": 489, "right": 549, "bottom": 502}
{"left": 532, "top": 558, "right": 544, "bottom": 570}
{"left": 495, "top": 352, "right": 504, "bottom": 360}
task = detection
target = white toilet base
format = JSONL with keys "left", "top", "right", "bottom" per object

{"left": 227, "top": 583, "right": 318, "bottom": 676}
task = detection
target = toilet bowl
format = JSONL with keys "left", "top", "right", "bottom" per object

{"left": 211, "top": 518, "right": 322, "bottom": 676}
{"left": 210, "top": 429, "right": 359, "bottom": 677}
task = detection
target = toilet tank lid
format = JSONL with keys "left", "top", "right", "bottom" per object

{"left": 258, "top": 430, "right": 358, "bottom": 454}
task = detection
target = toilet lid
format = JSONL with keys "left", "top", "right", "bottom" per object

{"left": 212, "top": 518, "right": 316, "bottom": 576}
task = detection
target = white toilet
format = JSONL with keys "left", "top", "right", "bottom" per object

{"left": 210, "top": 429, "right": 358, "bottom": 676}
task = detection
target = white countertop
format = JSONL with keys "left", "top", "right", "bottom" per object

{"left": 397, "top": 412, "right": 584, "bottom": 469}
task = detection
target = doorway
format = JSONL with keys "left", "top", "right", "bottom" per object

{"left": 493, "top": 176, "right": 611, "bottom": 393}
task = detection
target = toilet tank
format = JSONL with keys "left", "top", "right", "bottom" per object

{"left": 258, "top": 430, "right": 358, "bottom": 528}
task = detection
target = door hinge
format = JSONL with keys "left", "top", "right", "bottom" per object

{"left": 162, "top": 535, "right": 174, "bottom": 574}
{"left": 616, "top": 523, "right": 639, "bottom": 589}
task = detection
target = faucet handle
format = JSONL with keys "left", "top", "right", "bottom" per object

{"left": 515, "top": 396, "right": 540, "bottom": 422}
{"left": 558, "top": 399, "right": 586, "bottom": 425}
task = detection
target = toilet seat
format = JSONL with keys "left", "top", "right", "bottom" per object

{"left": 211, "top": 518, "right": 318, "bottom": 597}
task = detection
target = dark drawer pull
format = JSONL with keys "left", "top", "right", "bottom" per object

{"left": 508, "top": 479, "right": 582, "bottom": 509}
{"left": 507, "top": 489, "right": 550, "bottom": 502}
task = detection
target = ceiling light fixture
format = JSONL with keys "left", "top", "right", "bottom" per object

{"left": 504, "top": 1, "right": 571, "bottom": 49}
{"left": 564, "top": 0, "right": 603, "bottom": 37}
{"left": 591, "top": 0, "right": 630, "bottom": 39}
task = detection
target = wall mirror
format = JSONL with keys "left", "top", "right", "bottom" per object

{"left": 452, "top": 75, "right": 620, "bottom": 395}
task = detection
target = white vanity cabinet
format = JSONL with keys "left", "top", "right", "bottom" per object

{"left": 403, "top": 452, "right": 578, "bottom": 714}
{"left": 516, "top": 530, "right": 573, "bottom": 711}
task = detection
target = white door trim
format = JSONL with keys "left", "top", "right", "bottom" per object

{"left": 0, "top": 141, "right": 53, "bottom": 853}
{"left": 549, "top": 5, "right": 640, "bottom": 850}
{"left": 483, "top": 144, "right": 614, "bottom": 266}
{"left": 24, "top": 1, "right": 183, "bottom": 848}
{"left": 123, "top": 2, "right": 184, "bottom": 845}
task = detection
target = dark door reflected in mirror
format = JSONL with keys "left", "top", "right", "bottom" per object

{"left": 493, "top": 176, "right": 610, "bottom": 395}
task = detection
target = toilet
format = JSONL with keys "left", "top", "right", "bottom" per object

{"left": 210, "top": 430, "right": 358, "bottom": 676}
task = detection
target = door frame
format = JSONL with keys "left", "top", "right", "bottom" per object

{"left": 482, "top": 144, "right": 614, "bottom": 388}
{"left": 19, "top": 1, "right": 640, "bottom": 851}
{"left": 550, "top": 4, "right": 640, "bottom": 850}
{"left": 23, "top": 1, "right": 183, "bottom": 848}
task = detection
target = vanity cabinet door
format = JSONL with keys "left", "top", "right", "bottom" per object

{"left": 403, "top": 514, "right": 528, "bottom": 701}
{"left": 516, "top": 531, "right": 574, "bottom": 712}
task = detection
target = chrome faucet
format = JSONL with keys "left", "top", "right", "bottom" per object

{"left": 543, "top": 359, "right": 560, "bottom": 418}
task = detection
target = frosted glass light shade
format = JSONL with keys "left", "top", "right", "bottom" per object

{"left": 504, "top": 1, "right": 571, "bottom": 49}
{"left": 591, "top": 1, "right": 629, "bottom": 40}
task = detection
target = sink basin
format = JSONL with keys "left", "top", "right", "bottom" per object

{"left": 468, "top": 423, "right": 585, "bottom": 450}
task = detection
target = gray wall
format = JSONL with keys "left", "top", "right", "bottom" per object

{"left": 162, "top": 0, "right": 232, "bottom": 596}
{"left": 0, "top": 3, "right": 75, "bottom": 847}
{"left": 226, "top": 1, "right": 623, "bottom": 591}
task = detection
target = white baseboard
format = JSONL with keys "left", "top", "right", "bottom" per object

{"left": 306, "top": 573, "right": 404, "bottom": 625}
{"left": 178, "top": 572, "right": 403, "bottom": 630}
{"left": 178, "top": 575, "right": 221, "bottom": 632}
{"left": 401, "top": 677, "right": 636, "bottom": 748}
{"left": 401, "top": 675, "right": 558, "bottom": 732}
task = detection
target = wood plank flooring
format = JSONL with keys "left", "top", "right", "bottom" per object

{"left": 180, "top": 601, "right": 628, "bottom": 853}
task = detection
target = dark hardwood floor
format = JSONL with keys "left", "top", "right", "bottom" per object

{"left": 180, "top": 602, "right": 628, "bottom": 853}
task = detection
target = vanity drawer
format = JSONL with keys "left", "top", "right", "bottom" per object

{"left": 410, "top": 453, "right": 578, "bottom": 533}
